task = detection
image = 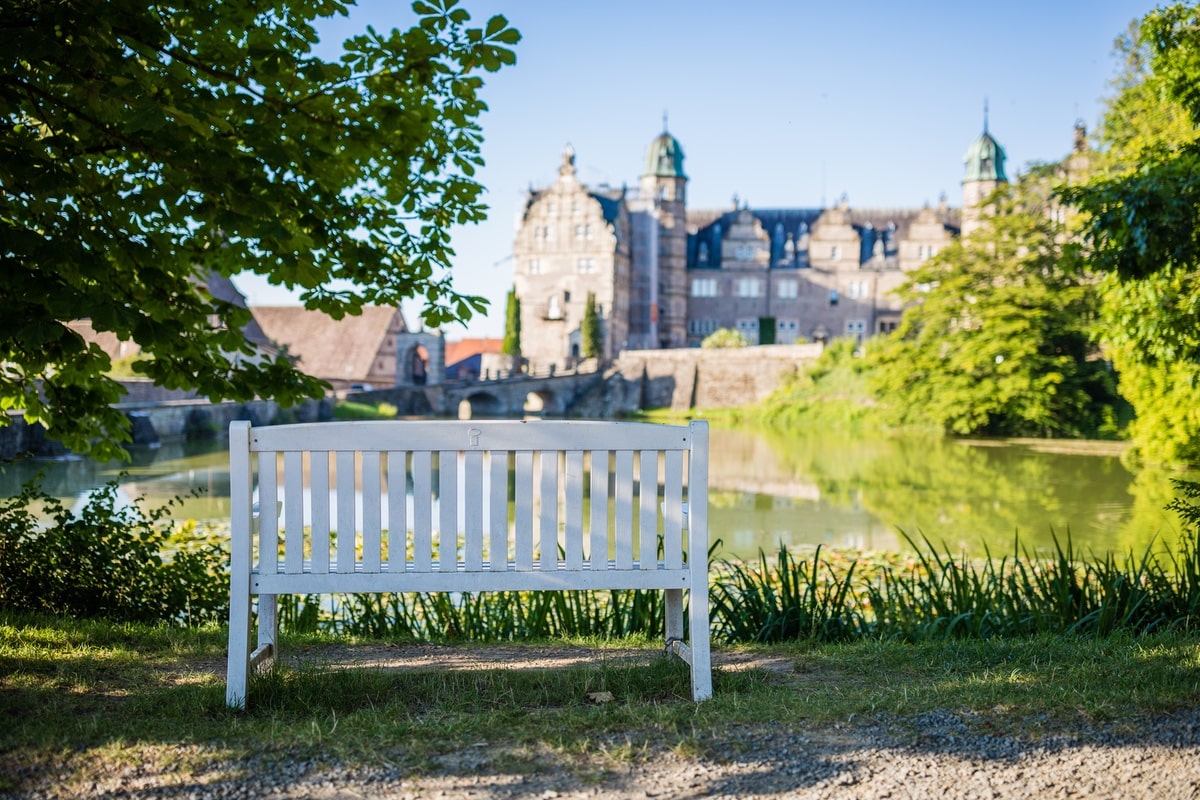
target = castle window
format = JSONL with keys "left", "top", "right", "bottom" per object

{"left": 735, "top": 278, "right": 761, "bottom": 298}
{"left": 736, "top": 318, "right": 760, "bottom": 337}
{"left": 691, "top": 278, "right": 718, "bottom": 298}
{"left": 529, "top": 258, "right": 541, "bottom": 274}
{"left": 577, "top": 258, "right": 596, "bottom": 273}
{"left": 698, "top": 242, "right": 709, "bottom": 264}
{"left": 547, "top": 295, "right": 562, "bottom": 320}
{"left": 830, "top": 245, "right": 840, "bottom": 261}
{"left": 735, "top": 244, "right": 756, "bottom": 261}
{"left": 830, "top": 289, "right": 839, "bottom": 306}
{"left": 777, "top": 279, "right": 799, "bottom": 300}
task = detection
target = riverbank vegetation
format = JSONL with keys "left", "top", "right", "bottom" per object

{"left": 5, "top": 475, "right": 1199, "bottom": 646}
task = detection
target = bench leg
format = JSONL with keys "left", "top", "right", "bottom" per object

{"left": 689, "top": 585, "right": 713, "bottom": 701}
{"left": 252, "top": 594, "right": 277, "bottom": 670}
{"left": 226, "top": 582, "right": 252, "bottom": 709}
{"left": 665, "top": 588, "right": 685, "bottom": 645}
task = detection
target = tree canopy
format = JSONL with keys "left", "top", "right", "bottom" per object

{"left": 1060, "top": 4, "right": 1200, "bottom": 463}
{"left": 868, "top": 175, "right": 1121, "bottom": 439}
{"left": 580, "top": 291, "right": 601, "bottom": 360}
{"left": 1, "top": 0, "right": 518, "bottom": 459}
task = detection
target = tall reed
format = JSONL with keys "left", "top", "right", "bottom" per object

{"left": 267, "top": 504, "right": 1200, "bottom": 645}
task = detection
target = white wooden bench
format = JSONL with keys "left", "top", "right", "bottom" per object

{"left": 225, "top": 418, "right": 712, "bottom": 707}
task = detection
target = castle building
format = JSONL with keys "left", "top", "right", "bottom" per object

{"left": 512, "top": 121, "right": 1021, "bottom": 371}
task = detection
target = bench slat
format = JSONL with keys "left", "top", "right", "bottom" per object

{"left": 284, "top": 452, "right": 304, "bottom": 574}
{"left": 639, "top": 450, "right": 657, "bottom": 570}
{"left": 663, "top": 450, "right": 683, "bottom": 570}
{"left": 438, "top": 451, "right": 457, "bottom": 572}
{"left": 539, "top": 451, "right": 557, "bottom": 571}
{"left": 258, "top": 452, "right": 278, "bottom": 575}
{"left": 249, "top": 420, "right": 695, "bottom": 454}
{"left": 362, "top": 451, "right": 382, "bottom": 573}
{"left": 564, "top": 450, "right": 584, "bottom": 569}
{"left": 387, "top": 451, "right": 407, "bottom": 567}
{"left": 589, "top": 450, "right": 608, "bottom": 569}
{"left": 489, "top": 451, "right": 508, "bottom": 570}
{"left": 336, "top": 451, "right": 355, "bottom": 574}
{"left": 412, "top": 451, "right": 433, "bottom": 572}
{"left": 310, "top": 451, "right": 330, "bottom": 573}
{"left": 515, "top": 451, "right": 533, "bottom": 571}
{"left": 614, "top": 450, "right": 634, "bottom": 570}
{"left": 464, "top": 451, "right": 484, "bottom": 571}
{"left": 254, "top": 563, "right": 690, "bottom": 594}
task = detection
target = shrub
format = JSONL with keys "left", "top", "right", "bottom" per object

{"left": 701, "top": 328, "right": 749, "bottom": 349}
{"left": 0, "top": 477, "right": 228, "bottom": 625}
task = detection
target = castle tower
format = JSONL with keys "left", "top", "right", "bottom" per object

{"left": 961, "top": 105, "right": 1008, "bottom": 237}
{"left": 638, "top": 124, "right": 688, "bottom": 348}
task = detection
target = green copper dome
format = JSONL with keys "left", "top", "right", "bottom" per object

{"left": 644, "top": 131, "right": 686, "bottom": 179}
{"left": 963, "top": 129, "right": 1007, "bottom": 183}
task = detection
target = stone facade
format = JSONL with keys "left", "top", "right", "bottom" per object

{"left": 512, "top": 146, "right": 632, "bottom": 371}
{"left": 513, "top": 120, "right": 1058, "bottom": 369}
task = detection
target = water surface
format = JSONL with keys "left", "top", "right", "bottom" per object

{"left": 1, "top": 426, "right": 1189, "bottom": 560}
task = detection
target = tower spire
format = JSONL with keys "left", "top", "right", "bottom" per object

{"left": 662, "top": 109, "right": 669, "bottom": 133}
{"left": 983, "top": 97, "right": 989, "bottom": 134}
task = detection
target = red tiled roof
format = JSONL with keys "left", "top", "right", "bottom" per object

{"left": 444, "top": 337, "right": 504, "bottom": 366}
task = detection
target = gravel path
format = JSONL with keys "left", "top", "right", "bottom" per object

{"left": 7, "top": 646, "right": 1200, "bottom": 799}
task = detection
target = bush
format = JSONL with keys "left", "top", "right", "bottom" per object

{"left": 701, "top": 328, "right": 749, "bottom": 349}
{"left": 0, "top": 477, "right": 228, "bottom": 625}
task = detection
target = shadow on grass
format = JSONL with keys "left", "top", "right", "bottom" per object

{"left": 4, "top": 615, "right": 1200, "bottom": 798}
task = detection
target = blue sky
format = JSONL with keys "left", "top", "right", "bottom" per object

{"left": 235, "top": 1, "right": 1162, "bottom": 338}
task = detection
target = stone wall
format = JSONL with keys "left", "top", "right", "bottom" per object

{"left": 569, "top": 343, "right": 823, "bottom": 416}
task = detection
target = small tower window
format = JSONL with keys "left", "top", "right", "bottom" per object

{"left": 830, "top": 290, "right": 839, "bottom": 306}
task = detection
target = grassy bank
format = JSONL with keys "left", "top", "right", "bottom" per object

{"left": 3, "top": 611, "right": 1199, "bottom": 796}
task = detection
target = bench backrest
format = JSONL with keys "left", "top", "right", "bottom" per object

{"left": 229, "top": 419, "right": 708, "bottom": 587}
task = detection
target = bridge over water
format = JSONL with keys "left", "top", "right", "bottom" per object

{"left": 355, "top": 368, "right": 606, "bottom": 419}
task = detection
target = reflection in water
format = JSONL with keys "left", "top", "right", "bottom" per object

{"left": 0, "top": 440, "right": 231, "bottom": 523}
{"left": 710, "top": 427, "right": 1190, "bottom": 559}
{"left": 0, "top": 428, "right": 1191, "bottom": 561}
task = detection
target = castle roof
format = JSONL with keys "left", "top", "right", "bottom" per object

{"left": 252, "top": 305, "right": 405, "bottom": 385}
{"left": 686, "top": 206, "right": 960, "bottom": 269}
{"left": 643, "top": 130, "right": 686, "bottom": 179}
{"left": 963, "top": 129, "right": 1007, "bottom": 183}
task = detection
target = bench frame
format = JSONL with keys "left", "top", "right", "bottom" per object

{"left": 225, "top": 418, "right": 712, "bottom": 706}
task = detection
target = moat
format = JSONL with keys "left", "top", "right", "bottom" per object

{"left": 3, "top": 423, "right": 1189, "bottom": 561}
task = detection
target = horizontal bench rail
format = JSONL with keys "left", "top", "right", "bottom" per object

{"left": 226, "top": 419, "right": 711, "bottom": 707}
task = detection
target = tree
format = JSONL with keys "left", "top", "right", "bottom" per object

{"left": 581, "top": 291, "right": 602, "bottom": 360}
{"left": 501, "top": 287, "right": 521, "bottom": 373}
{"left": 868, "top": 176, "right": 1121, "bottom": 438}
{"left": 700, "top": 328, "right": 749, "bottom": 349}
{"left": 1059, "top": 5, "right": 1200, "bottom": 463}
{"left": 1, "top": 0, "right": 519, "bottom": 459}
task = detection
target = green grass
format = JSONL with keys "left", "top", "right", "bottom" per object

{"left": 3, "top": 611, "right": 1199, "bottom": 796}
